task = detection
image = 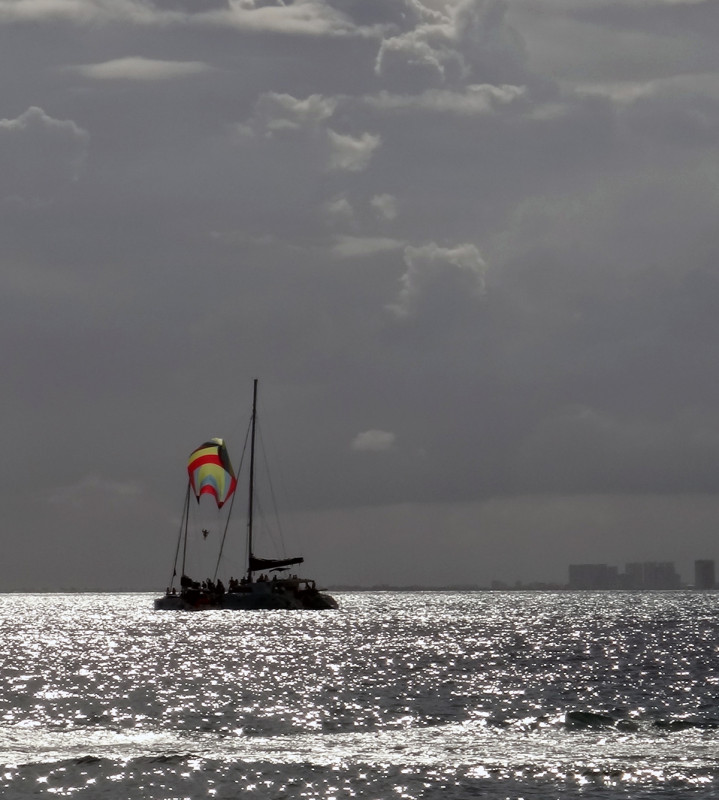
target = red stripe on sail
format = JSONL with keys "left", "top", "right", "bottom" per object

{"left": 188, "top": 453, "right": 223, "bottom": 470}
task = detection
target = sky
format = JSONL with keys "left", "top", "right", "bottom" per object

{"left": 2, "top": 0, "right": 719, "bottom": 590}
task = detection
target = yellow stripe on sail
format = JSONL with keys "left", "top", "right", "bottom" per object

{"left": 188, "top": 445, "right": 220, "bottom": 464}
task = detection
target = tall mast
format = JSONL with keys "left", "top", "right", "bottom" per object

{"left": 180, "top": 483, "right": 191, "bottom": 580}
{"left": 171, "top": 483, "right": 191, "bottom": 589}
{"left": 247, "top": 378, "right": 258, "bottom": 582}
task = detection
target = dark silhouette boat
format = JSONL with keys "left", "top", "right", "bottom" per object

{"left": 155, "top": 380, "right": 337, "bottom": 610}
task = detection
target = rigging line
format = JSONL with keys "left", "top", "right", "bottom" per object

{"left": 180, "top": 481, "right": 191, "bottom": 580}
{"left": 213, "top": 416, "right": 252, "bottom": 581}
{"left": 257, "top": 390, "right": 305, "bottom": 555}
{"left": 256, "top": 421, "right": 289, "bottom": 557}
{"left": 252, "top": 494, "right": 281, "bottom": 556}
{"left": 170, "top": 483, "right": 190, "bottom": 589}
{"left": 212, "top": 486, "right": 237, "bottom": 582}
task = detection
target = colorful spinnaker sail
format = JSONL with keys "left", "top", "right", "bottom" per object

{"left": 187, "top": 438, "right": 238, "bottom": 508}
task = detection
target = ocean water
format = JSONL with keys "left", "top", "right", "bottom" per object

{"left": 1, "top": 591, "right": 718, "bottom": 799}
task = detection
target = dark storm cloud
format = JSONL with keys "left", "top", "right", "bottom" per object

{"left": 1, "top": 0, "right": 718, "bottom": 588}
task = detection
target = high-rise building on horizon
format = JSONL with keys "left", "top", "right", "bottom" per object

{"left": 568, "top": 563, "right": 619, "bottom": 589}
{"left": 694, "top": 559, "right": 715, "bottom": 589}
{"left": 568, "top": 561, "right": 681, "bottom": 589}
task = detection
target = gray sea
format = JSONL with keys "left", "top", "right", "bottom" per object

{"left": 1, "top": 591, "right": 719, "bottom": 799}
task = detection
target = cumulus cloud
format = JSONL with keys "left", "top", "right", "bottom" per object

{"left": 327, "top": 130, "right": 381, "bottom": 171}
{"left": 235, "top": 91, "right": 379, "bottom": 178}
{"left": 69, "top": 57, "right": 213, "bottom": 81}
{"left": 376, "top": 0, "right": 528, "bottom": 91}
{"left": 0, "top": 107, "right": 89, "bottom": 201}
{"left": 365, "top": 83, "right": 526, "bottom": 114}
{"left": 324, "top": 195, "right": 356, "bottom": 226}
{"left": 351, "top": 430, "right": 397, "bottom": 451}
{"left": 250, "top": 92, "right": 337, "bottom": 136}
{"left": 376, "top": 31, "right": 457, "bottom": 89}
{"left": 388, "top": 243, "right": 488, "bottom": 318}
{"left": 203, "top": 0, "right": 358, "bottom": 36}
{"left": 451, "top": 0, "right": 528, "bottom": 83}
{"left": 371, "top": 193, "right": 398, "bottom": 220}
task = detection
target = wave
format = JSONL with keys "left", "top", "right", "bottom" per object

{"left": 564, "top": 710, "right": 638, "bottom": 730}
{"left": 653, "top": 718, "right": 719, "bottom": 731}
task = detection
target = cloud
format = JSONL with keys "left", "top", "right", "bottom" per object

{"left": 0, "top": 0, "right": 169, "bottom": 25}
{"left": 376, "top": 30, "right": 456, "bottom": 88}
{"left": 371, "top": 193, "right": 398, "bottom": 220}
{"left": 570, "top": 72, "right": 719, "bottom": 103}
{"left": 69, "top": 57, "right": 213, "bottom": 81}
{"left": 150, "top": 0, "right": 230, "bottom": 11}
{"left": 324, "top": 0, "right": 444, "bottom": 31}
{"left": 616, "top": 72, "right": 719, "bottom": 145}
{"left": 0, "top": 105, "right": 87, "bottom": 148}
{"left": 330, "top": 235, "right": 404, "bottom": 258}
{"left": 200, "top": 0, "right": 359, "bottom": 36}
{"left": 233, "top": 91, "right": 380, "bottom": 199}
{"left": 388, "top": 243, "right": 487, "bottom": 318}
{"left": 364, "top": 83, "right": 526, "bottom": 114}
{"left": 0, "top": 0, "right": 355, "bottom": 35}
{"left": 375, "top": 0, "right": 529, "bottom": 91}
{"left": 250, "top": 92, "right": 338, "bottom": 136}
{"left": 511, "top": 0, "right": 719, "bottom": 89}
{"left": 351, "top": 430, "right": 397, "bottom": 451}
{"left": 0, "top": 107, "right": 89, "bottom": 201}
{"left": 324, "top": 195, "right": 356, "bottom": 226}
{"left": 451, "top": 0, "right": 529, "bottom": 83}
{"left": 327, "top": 130, "right": 381, "bottom": 171}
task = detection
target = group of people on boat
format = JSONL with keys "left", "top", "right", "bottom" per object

{"left": 160, "top": 569, "right": 335, "bottom": 609}
{"left": 179, "top": 573, "right": 225, "bottom": 594}
{"left": 161, "top": 575, "right": 223, "bottom": 606}
{"left": 165, "top": 571, "right": 320, "bottom": 600}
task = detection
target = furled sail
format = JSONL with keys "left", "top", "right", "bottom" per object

{"left": 249, "top": 555, "right": 304, "bottom": 572}
{"left": 187, "top": 438, "right": 238, "bottom": 508}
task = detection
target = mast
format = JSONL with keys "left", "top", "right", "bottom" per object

{"left": 247, "top": 378, "right": 258, "bottom": 582}
{"left": 179, "top": 482, "right": 191, "bottom": 581}
{"left": 170, "top": 483, "right": 191, "bottom": 589}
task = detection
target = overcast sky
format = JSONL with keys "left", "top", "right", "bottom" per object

{"left": 3, "top": 0, "right": 719, "bottom": 590}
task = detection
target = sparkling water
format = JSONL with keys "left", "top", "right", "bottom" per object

{"left": 1, "top": 591, "right": 718, "bottom": 798}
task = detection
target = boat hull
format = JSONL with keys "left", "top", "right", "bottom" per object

{"left": 154, "top": 594, "right": 189, "bottom": 610}
{"left": 154, "top": 582, "right": 338, "bottom": 611}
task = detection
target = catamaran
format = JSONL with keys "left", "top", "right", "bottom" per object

{"left": 154, "top": 380, "right": 337, "bottom": 610}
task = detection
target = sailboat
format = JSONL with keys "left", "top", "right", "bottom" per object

{"left": 154, "top": 379, "right": 338, "bottom": 610}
